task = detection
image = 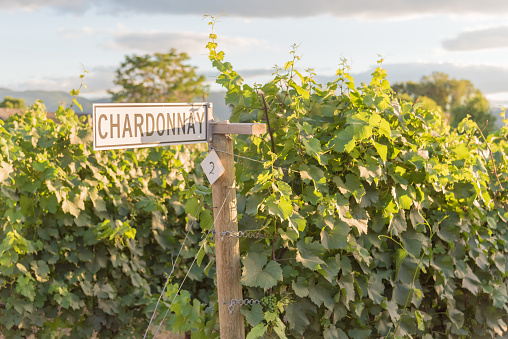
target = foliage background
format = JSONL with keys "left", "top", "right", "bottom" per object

{"left": 0, "top": 23, "right": 508, "bottom": 339}
{"left": 0, "top": 103, "right": 216, "bottom": 338}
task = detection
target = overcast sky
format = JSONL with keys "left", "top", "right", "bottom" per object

{"left": 1, "top": 0, "right": 508, "bottom": 106}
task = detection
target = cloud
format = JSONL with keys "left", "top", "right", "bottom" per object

{"left": 11, "top": 66, "right": 115, "bottom": 97}
{"left": 0, "top": 0, "right": 88, "bottom": 13}
{"left": 106, "top": 30, "right": 268, "bottom": 55}
{"left": 59, "top": 26, "right": 98, "bottom": 40}
{"left": 2, "top": 0, "right": 508, "bottom": 18}
{"left": 442, "top": 26, "right": 508, "bottom": 51}
{"left": 102, "top": 0, "right": 508, "bottom": 19}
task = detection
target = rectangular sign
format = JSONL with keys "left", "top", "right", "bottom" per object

{"left": 93, "top": 103, "right": 212, "bottom": 150}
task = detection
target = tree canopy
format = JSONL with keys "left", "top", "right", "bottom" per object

{"left": 392, "top": 72, "right": 496, "bottom": 132}
{"left": 109, "top": 48, "right": 207, "bottom": 103}
{"left": 0, "top": 96, "right": 25, "bottom": 109}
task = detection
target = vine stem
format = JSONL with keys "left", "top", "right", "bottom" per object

{"left": 260, "top": 92, "right": 276, "bottom": 153}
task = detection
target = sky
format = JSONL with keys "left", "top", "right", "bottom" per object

{"left": 1, "top": 0, "right": 508, "bottom": 107}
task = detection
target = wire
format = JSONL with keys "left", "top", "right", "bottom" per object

{"left": 143, "top": 194, "right": 208, "bottom": 339}
{"left": 151, "top": 186, "right": 233, "bottom": 338}
{"left": 210, "top": 146, "right": 294, "bottom": 172}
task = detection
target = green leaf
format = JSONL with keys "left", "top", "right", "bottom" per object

{"left": 394, "top": 248, "right": 407, "bottom": 280}
{"left": 245, "top": 193, "right": 264, "bottom": 215}
{"left": 299, "top": 164, "right": 327, "bottom": 192}
{"left": 31, "top": 260, "right": 50, "bottom": 280}
{"left": 409, "top": 208, "right": 426, "bottom": 228}
{"left": 321, "top": 255, "right": 341, "bottom": 283}
{"left": 296, "top": 239, "right": 325, "bottom": 270}
{"left": 308, "top": 277, "right": 335, "bottom": 309}
{"left": 389, "top": 209, "right": 406, "bottom": 236}
{"left": 378, "top": 118, "right": 391, "bottom": 137}
{"left": 292, "top": 82, "right": 310, "bottom": 100}
{"left": 447, "top": 308, "right": 464, "bottom": 330}
{"left": 185, "top": 196, "right": 200, "bottom": 216}
{"left": 302, "top": 137, "right": 322, "bottom": 160}
{"left": 16, "top": 274, "right": 35, "bottom": 301}
{"left": 343, "top": 174, "right": 365, "bottom": 203}
{"left": 367, "top": 274, "right": 385, "bottom": 304}
{"left": 62, "top": 199, "right": 80, "bottom": 218}
{"left": 273, "top": 317, "right": 288, "bottom": 339}
{"left": 289, "top": 213, "right": 307, "bottom": 232}
{"left": 374, "top": 141, "right": 388, "bottom": 162}
{"left": 241, "top": 303, "right": 264, "bottom": 327}
{"left": 352, "top": 124, "right": 372, "bottom": 141}
{"left": 324, "top": 326, "right": 347, "bottom": 339}
{"left": 320, "top": 220, "right": 349, "bottom": 250}
{"left": 432, "top": 254, "right": 454, "bottom": 279}
{"left": 338, "top": 273, "right": 355, "bottom": 305}
{"left": 278, "top": 196, "right": 294, "bottom": 220}
{"left": 199, "top": 208, "right": 214, "bottom": 230}
{"left": 196, "top": 246, "right": 206, "bottom": 267}
{"left": 453, "top": 143, "right": 469, "bottom": 160}
{"left": 72, "top": 99, "right": 83, "bottom": 112}
{"left": 285, "top": 298, "right": 316, "bottom": 335}
{"left": 246, "top": 323, "right": 268, "bottom": 339}
{"left": 40, "top": 194, "right": 58, "bottom": 213}
{"left": 348, "top": 329, "right": 372, "bottom": 339}
{"left": 400, "top": 231, "right": 427, "bottom": 259}
{"left": 276, "top": 181, "right": 293, "bottom": 196}
{"left": 462, "top": 265, "right": 481, "bottom": 295}
{"left": 329, "top": 125, "right": 355, "bottom": 153}
{"left": 292, "top": 276, "right": 309, "bottom": 297}
{"left": 241, "top": 251, "right": 282, "bottom": 290}
{"left": 493, "top": 252, "right": 506, "bottom": 274}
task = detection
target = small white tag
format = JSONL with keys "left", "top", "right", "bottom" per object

{"left": 201, "top": 150, "right": 225, "bottom": 185}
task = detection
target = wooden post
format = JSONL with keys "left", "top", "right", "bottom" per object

{"left": 210, "top": 121, "right": 266, "bottom": 339}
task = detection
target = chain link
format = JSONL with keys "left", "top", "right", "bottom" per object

{"left": 217, "top": 230, "right": 269, "bottom": 241}
{"left": 220, "top": 298, "right": 261, "bottom": 314}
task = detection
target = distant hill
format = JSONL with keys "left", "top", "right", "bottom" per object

{"left": 0, "top": 88, "right": 94, "bottom": 113}
{"left": 0, "top": 89, "right": 232, "bottom": 120}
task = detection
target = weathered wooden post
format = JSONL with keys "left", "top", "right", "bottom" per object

{"left": 210, "top": 121, "right": 266, "bottom": 339}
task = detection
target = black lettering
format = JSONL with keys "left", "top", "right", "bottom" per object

{"left": 196, "top": 111, "right": 205, "bottom": 134}
{"left": 178, "top": 113, "right": 186, "bottom": 135}
{"left": 188, "top": 112, "right": 196, "bottom": 134}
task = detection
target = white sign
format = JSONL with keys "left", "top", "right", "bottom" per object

{"left": 93, "top": 103, "right": 212, "bottom": 150}
{"left": 201, "top": 150, "right": 225, "bottom": 185}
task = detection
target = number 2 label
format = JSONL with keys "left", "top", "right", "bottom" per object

{"left": 200, "top": 150, "right": 225, "bottom": 185}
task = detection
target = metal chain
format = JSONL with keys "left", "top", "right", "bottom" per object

{"left": 220, "top": 298, "right": 261, "bottom": 314}
{"left": 217, "top": 230, "right": 270, "bottom": 241}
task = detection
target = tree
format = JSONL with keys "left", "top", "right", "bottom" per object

{"left": 393, "top": 72, "right": 496, "bottom": 132}
{"left": 450, "top": 90, "right": 492, "bottom": 129}
{"left": 0, "top": 96, "right": 25, "bottom": 109}
{"left": 109, "top": 48, "right": 207, "bottom": 103}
